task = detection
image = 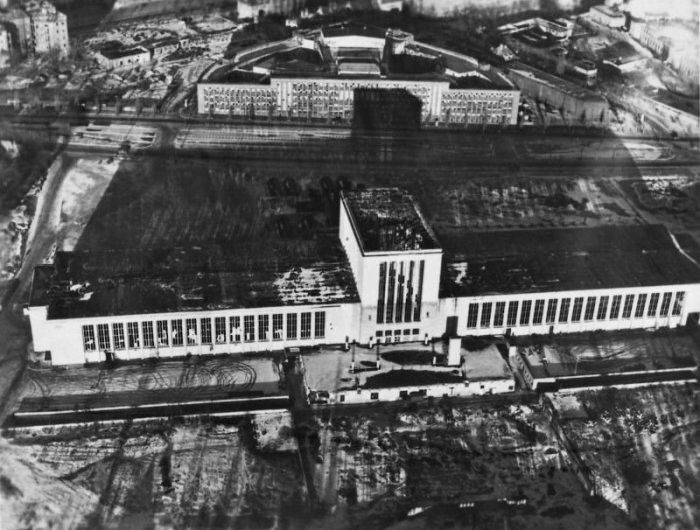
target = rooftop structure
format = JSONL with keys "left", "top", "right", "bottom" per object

{"left": 342, "top": 188, "right": 439, "bottom": 253}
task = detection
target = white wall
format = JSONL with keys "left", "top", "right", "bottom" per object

{"left": 30, "top": 302, "right": 358, "bottom": 366}
{"left": 436, "top": 283, "right": 700, "bottom": 340}
{"left": 333, "top": 377, "right": 514, "bottom": 404}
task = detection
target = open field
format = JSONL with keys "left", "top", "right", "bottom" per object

{"left": 3, "top": 417, "right": 303, "bottom": 529}
{"left": 553, "top": 384, "right": 700, "bottom": 529}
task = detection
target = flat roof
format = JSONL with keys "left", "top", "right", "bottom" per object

{"left": 440, "top": 224, "right": 700, "bottom": 296}
{"left": 99, "top": 47, "right": 148, "bottom": 59}
{"left": 343, "top": 188, "right": 440, "bottom": 253}
{"left": 322, "top": 22, "right": 387, "bottom": 41}
{"left": 30, "top": 244, "right": 359, "bottom": 319}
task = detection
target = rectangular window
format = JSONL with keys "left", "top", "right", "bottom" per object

{"left": 244, "top": 315, "right": 255, "bottom": 342}
{"left": 142, "top": 321, "right": 155, "bottom": 348}
{"left": 171, "top": 320, "right": 183, "bottom": 346}
{"left": 533, "top": 299, "right": 545, "bottom": 324}
{"left": 215, "top": 317, "right": 226, "bottom": 344}
{"left": 519, "top": 300, "right": 532, "bottom": 326}
{"left": 571, "top": 297, "right": 584, "bottom": 322}
{"left": 82, "top": 325, "right": 96, "bottom": 351}
{"left": 273, "top": 314, "right": 284, "bottom": 340}
{"left": 127, "top": 322, "right": 140, "bottom": 348}
{"left": 647, "top": 293, "right": 660, "bottom": 317}
{"left": 597, "top": 296, "right": 609, "bottom": 320}
{"left": 395, "top": 262, "right": 404, "bottom": 324}
{"left": 301, "top": 312, "right": 312, "bottom": 339}
{"left": 610, "top": 295, "right": 622, "bottom": 319}
{"left": 634, "top": 294, "right": 647, "bottom": 318}
{"left": 660, "top": 292, "right": 672, "bottom": 316}
{"left": 286, "top": 313, "right": 297, "bottom": 339}
{"left": 386, "top": 262, "right": 396, "bottom": 324}
{"left": 493, "top": 302, "right": 506, "bottom": 327}
{"left": 672, "top": 292, "right": 685, "bottom": 316}
{"left": 113, "top": 323, "right": 125, "bottom": 350}
{"left": 405, "top": 261, "right": 414, "bottom": 322}
{"left": 97, "top": 324, "right": 111, "bottom": 350}
{"left": 558, "top": 298, "right": 571, "bottom": 323}
{"left": 258, "top": 314, "right": 269, "bottom": 341}
{"left": 199, "top": 318, "right": 211, "bottom": 344}
{"left": 315, "top": 311, "right": 326, "bottom": 338}
{"left": 157, "top": 320, "right": 169, "bottom": 347}
{"left": 377, "top": 262, "right": 386, "bottom": 324}
{"left": 414, "top": 260, "right": 424, "bottom": 322}
{"left": 545, "top": 299, "right": 558, "bottom": 324}
{"left": 622, "top": 295, "right": 635, "bottom": 318}
{"left": 480, "top": 302, "right": 492, "bottom": 327}
{"left": 229, "top": 316, "right": 241, "bottom": 342}
{"left": 467, "top": 303, "right": 479, "bottom": 328}
{"left": 584, "top": 297, "right": 596, "bottom": 321}
{"left": 186, "top": 318, "right": 198, "bottom": 345}
{"left": 507, "top": 301, "right": 519, "bottom": 327}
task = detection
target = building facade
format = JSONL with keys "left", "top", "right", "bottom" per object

{"left": 198, "top": 77, "right": 519, "bottom": 124}
{"left": 27, "top": 189, "right": 700, "bottom": 366}
{"left": 24, "top": 0, "right": 68, "bottom": 55}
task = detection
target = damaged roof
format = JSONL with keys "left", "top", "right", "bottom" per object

{"left": 343, "top": 188, "right": 440, "bottom": 253}
{"left": 30, "top": 244, "right": 359, "bottom": 319}
{"left": 440, "top": 224, "right": 700, "bottom": 297}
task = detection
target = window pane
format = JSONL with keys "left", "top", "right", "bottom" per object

{"left": 634, "top": 294, "right": 647, "bottom": 318}
{"left": 97, "top": 324, "right": 111, "bottom": 350}
{"left": 520, "top": 300, "right": 532, "bottom": 326}
{"left": 287, "top": 313, "right": 297, "bottom": 339}
{"left": 113, "top": 323, "right": 125, "bottom": 349}
{"left": 494, "top": 302, "right": 505, "bottom": 327}
{"left": 622, "top": 295, "right": 635, "bottom": 318}
{"left": 215, "top": 317, "right": 226, "bottom": 344}
{"left": 301, "top": 312, "right": 312, "bottom": 339}
{"left": 545, "top": 299, "right": 558, "bottom": 324}
{"left": 597, "top": 296, "right": 609, "bottom": 320}
{"left": 230, "top": 316, "right": 241, "bottom": 342}
{"left": 583, "top": 297, "right": 596, "bottom": 321}
{"left": 609, "top": 295, "right": 622, "bottom": 319}
{"left": 467, "top": 303, "right": 479, "bottom": 328}
{"left": 571, "top": 297, "right": 584, "bottom": 322}
{"left": 672, "top": 292, "right": 685, "bottom": 316}
{"left": 377, "top": 262, "right": 386, "bottom": 324}
{"left": 186, "top": 318, "right": 198, "bottom": 344}
{"left": 171, "top": 320, "right": 183, "bottom": 346}
{"left": 507, "top": 301, "right": 519, "bottom": 327}
{"left": 142, "top": 321, "right": 155, "bottom": 348}
{"left": 127, "top": 322, "right": 140, "bottom": 348}
{"left": 157, "top": 320, "right": 169, "bottom": 347}
{"left": 200, "top": 318, "right": 212, "bottom": 344}
{"left": 314, "top": 311, "right": 326, "bottom": 338}
{"left": 659, "top": 293, "right": 672, "bottom": 316}
{"left": 533, "top": 300, "right": 545, "bottom": 324}
{"left": 244, "top": 315, "right": 255, "bottom": 342}
{"left": 558, "top": 298, "right": 570, "bottom": 323}
{"left": 480, "top": 302, "right": 492, "bottom": 327}
{"left": 273, "top": 314, "right": 284, "bottom": 340}
{"left": 258, "top": 315, "right": 269, "bottom": 341}
{"left": 647, "top": 293, "right": 659, "bottom": 317}
{"left": 83, "top": 325, "right": 96, "bottom": 351}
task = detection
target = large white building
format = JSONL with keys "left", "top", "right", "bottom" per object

{"left": 20, "top": 0, "right": 68, "bottom": 56}
{"left": 27, "top": 188, "right": 700, "bottom": 366}
{"left": 197, "top": 23, "right": 520, "bottom": 126}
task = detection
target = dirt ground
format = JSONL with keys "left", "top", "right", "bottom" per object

{"left": 4, "top": 416, "right": 304, "bottom": 530}
{"left": 309, "top": 399, "right": 632, "bottom": 530}
{"left": 555, "top": 384, "right": 700, "bottom": 530}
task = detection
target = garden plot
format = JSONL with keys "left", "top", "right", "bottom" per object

{"left": 553, "top": 384, "right": 700, "bottom": 529}
{"left": 6, "top": 418, "right": 304, "bottom": 529}
{"left": 313, "top": 401, "right": 631, "bottom": 528}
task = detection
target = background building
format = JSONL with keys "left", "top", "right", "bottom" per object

{"left": 24, "top": 0, "right": 69, "bottom": 55}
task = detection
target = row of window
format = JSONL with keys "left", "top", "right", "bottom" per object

{"left": 82, "top": 311, "right": 327, "bottom": 352}
{"left": 376, "top": 328, "right": 421, "bottom": 341}
{"left": 465, "top": 291, "right": 685, "bottom": 330}
{"left": 377, "top": 260, "right": 424, "bottom": 325}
